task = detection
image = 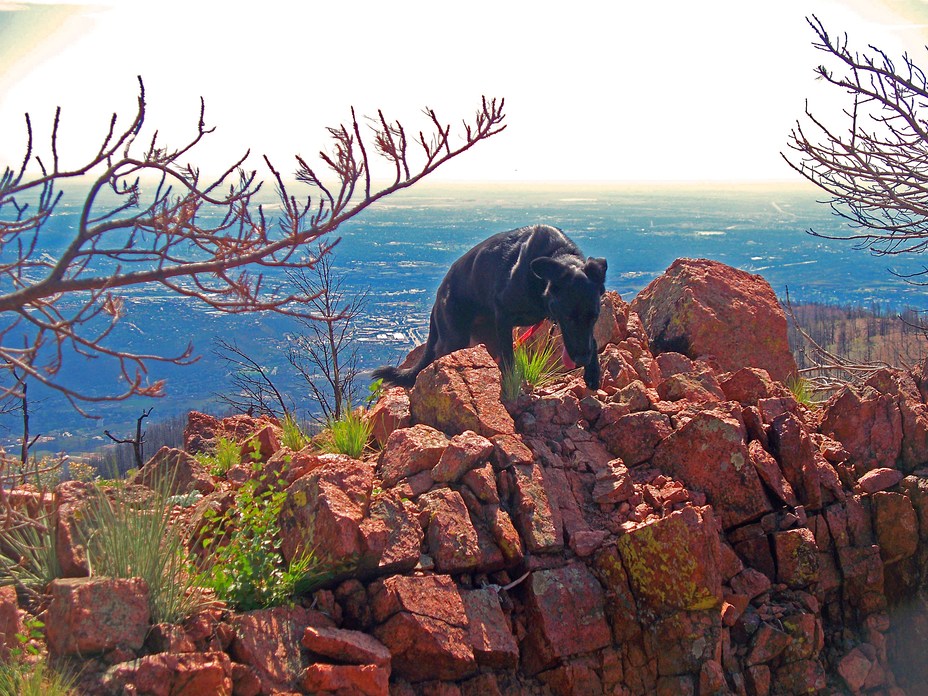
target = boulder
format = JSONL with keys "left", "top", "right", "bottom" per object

{"left": 652, "top": 410, "right": 772, "bottom": 528}
{"left": 102, "top": 652, "right": 233, "bottom": 696}
{"left": 630, "top": 258, "right": 797, "bottom": 382}
{"left": 278, "top": 456, "right": 372, "bottom": 568}
{"left": 409, "top": 345, "right": 516, "bottom": 437}
{"left": 370, "top": 575, "right": 476, "bottom": 682}
{"left": 132, "top": 446, "right": 215, "bottom": 495}
{"left": 617, "top": 506, "right": 723, "bottom": 615}
{"left": 46, "top": 577, "right": 150, "bottom": 657}
{"left": 820, "top": 384, "right": 903, "bottom": 475}
{"left": 377, "top": 424, "right": 449, "bottom": 488}
{"left": 298, "top": 664, "right": 389, "bottom": 696}
{"left": 302, "top": 625, "right": 391, "bottom": 667}
{"left": 230, "top": 605, "right": 332, "bottom": 692}
{"left": 0, "top": 586, "right": 22, "bottom": 660}
{"left": 368, "top": 386, "right": 412, "bottom": 447}
{"left": 520, "top": 562, "right": 612, "bottom": 675}
{"left": 461, "top": 588, "right": 519, "bottom": 668}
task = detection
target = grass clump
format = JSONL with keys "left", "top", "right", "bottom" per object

{"left": 318, "top": 408, "right": 372, "bottom": 459}
{"left": 787, "top": 375, "right": 818, "bottom": 408}
{"left": 194, "top": 436, "right": 241, "bottom": 476}
{"left": 196, "top": 469, "right": 321, "bottom": 611}
{"left": 503, "top": 335, "right": 563, "bottom": 400}
{"left": 0, "top": 513, "right": 61, "bottom": 595}
{"left": 281, "top": 413, "right": 308, "bottom": 450}
{"left": 82, "top": 473, "right": 210, "bottom": 624}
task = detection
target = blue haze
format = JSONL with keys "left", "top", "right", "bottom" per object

{"left": 8, "top": 183, "right": 926, "bottom": 451}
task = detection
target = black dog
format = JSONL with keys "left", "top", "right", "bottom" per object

{"left": 372, "top": 224, "right": 607, "bottom": 389}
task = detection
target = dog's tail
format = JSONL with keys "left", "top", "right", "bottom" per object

{"left": 371, "top": 364, "right": 419, "bottom": 389}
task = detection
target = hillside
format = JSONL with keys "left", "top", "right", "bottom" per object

{"left": 5, "top": 257, "right": 928, "bottom": 695}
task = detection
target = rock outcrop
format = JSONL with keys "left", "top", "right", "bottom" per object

{"left": 26, "top": 258, "right": 928, "bottom": 695}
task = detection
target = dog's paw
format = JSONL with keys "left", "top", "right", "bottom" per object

{"left": 583, "top": 361, "right": 601, "bottom": 390}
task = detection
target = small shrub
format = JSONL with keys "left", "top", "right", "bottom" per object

{"left": 194, "top": 436, "right": 241, "bottom": 476}
{"left": 0, "top": 618, "right": 77, "bottom": 696}
{"left": 196, "top": 469, "right": 321, "bottom": 611}
{"left": 281, "top": 413, "right": 307, "bottom": 451}
{"left": 319, "top": 408, "right": 373, "bottom": 459}
{"left": 82, "top": 473, "right": 210, "bottom": 623}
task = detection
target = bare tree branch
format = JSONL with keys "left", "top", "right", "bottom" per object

{"left": 783, "top": 16, "right": 928, "bottom": 277}
{"left": 0, "top": 78, "right": 506, "bottom": 415}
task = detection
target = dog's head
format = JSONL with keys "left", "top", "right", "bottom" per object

{"left": 531, "top": 255, "right": 607, "bottom": 368}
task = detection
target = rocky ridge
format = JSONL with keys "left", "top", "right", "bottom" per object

{"left": 7, "top": 257, "right": 928, "bottom": 695}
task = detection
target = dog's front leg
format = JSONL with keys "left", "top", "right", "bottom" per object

{"left": 494, "top": 317, "right": 516, "bottom": 376}
{"left": 583, "top": 336, "right": 601, "bottom": 389}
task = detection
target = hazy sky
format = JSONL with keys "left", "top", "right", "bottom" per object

{"left": 2, "top": 0, "right": 928, "bottom": 184}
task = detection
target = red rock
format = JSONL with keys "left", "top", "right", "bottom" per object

{"left": 746, "top": 622, "right": 790, "bottom": 666}
{"left": 278, "top": 456, "right": 372, "bottom": 567}
{"left": 377, "top": 424, "right": 449, "bottom": 488}
{"left": 820, "top": 384, "right": 903, "bottom": 475}
{"left": 461, "top": 588, "right": 519, "bottom": 668}
{"left": 773, "top": 659, "right": 826, "bottom": 694}
{"left": 748, "top": 440, "right": 797, "bottom": 507}
{"left": 598, "top": 410, "right": 673, "bottom": 466}
{"left": 838, "top": 646, "right": 873, "bottom": 692}
{"left": 461, "top": 463, "right": 500, "bottom": 504}
{"left": 699, "top": 659, "right": 727, "bottom": 695}
{"left": 491, "top": 433, "right": 535, "bottom": 470}
{"left": 486, "top": 504, "right": 524, "bottom": 565}
{"left": 0, "top": 586, "right": 21, "bottom": 660}
{"left": 521, "top": 562, "right": 612, "bottom": 675}
{"left": 857, "top": 467, "right": 904, "bottom": 494}
{"left": 103, "top": 652, "right": 233, "bottom": 695}
{"left": 46, "top": 577, "right": 150, "bottom": 657}
{"left": 507, "top": 463, "right": 564, "bottom": 553}
{"left": 132, "top": 445, "right": 215, "bottom": 495}
{"left": 183, "top": 410, "right": 222, "bottom": 454}
{"left": 652, "top": 410, "right": 772, "bottom": 528}
{"left": 657, "top": 371, "right": 725, "bottom": 403}
{"left": 239, "top": 423, "right": 281, "bottom": 463}
{"left": 146, "top": 622, "right": 196, "bottom": 654}
{"left": 359, "top": 490, "right": 423, "bottom": 575}
{"left": 746, "top": 664, "right": 771, "bottom": 696}
{"left": 419, "top": 488, "right": 483, "bottom": 573}
{"left": 728, "top": 567, "right": 772, "bottom": 600}
{"left": 592, "top": 458, "right": 634, "bottom": 503}
{"left": 720, "top": 367, "right": 788, "bottom": 406}
{"left": 630, "top": 258, "right": 797, "bottom": 382}
{"left": 302, "top": 625, "right": 391, "bottom": 667}
{"left": 867, "top": 368, "right": 928, "bottom": 472}
{"left": 769, "top": 412, "right": 822, "bottom": 509}
{"left": 369, "top": 386, "right": 412, "bottom": 447}
{"left": 617, "top": 506, "right": 723, "bottom": 615}
{"left": 230, "top": 605, "right": 331, "bottom": 692}
{"left": 773, "top": 528, "right": 819, "bottom": 588}
{"left": 409, "top": 345, "right": 516, "bottom": 437}
{"left": 656, "top": 675, "right": 695, "bottom": 696}
{"left": 431, "top": 430, "right": 495, "bottom": 483}
{"left": 570, "top": 529, "right": 608, "bottom": 557}
{"left": 54, "top": 480, "right": 95, "bottom": 577}
{"left": 782, "top": 612, "right": 824, "bottom": 662}
{"left": 370, "top": 575, "right": 476, "bottom": 682}
{"left": 652, "top": 610, "right": 719, "bottom": 676}
{"left": 655, "top": 351, "right": 696, "bottom": 377}
{"left": 872, "top": 491, "right": 919, "bottom": 563}
{"left": 298, "top": 663, "right": 389, "bottom": 696}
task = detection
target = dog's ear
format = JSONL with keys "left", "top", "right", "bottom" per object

{"left": 531, "top": 257, "right": 571, "bottom": 285}
{"left": 584, "top": 257, "right": 607, "bottom": 287}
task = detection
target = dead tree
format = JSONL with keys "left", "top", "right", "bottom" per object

{"left": 104, "top": 407, "right": 153, "bottom": 469}
{"left": 784, "top": 16, "right": 928, "bottom": 279}
{"left": 213, "top": 338, "right": 290, "bottom": 418}
{"left": 0, "top": 77, "right": 506, "bottom": 416}
{"left": 287, "top": 250, "right": 368, "bottom": 422}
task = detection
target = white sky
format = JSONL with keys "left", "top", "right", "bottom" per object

{"left": 2, "top": 0, "right": 928, "bottom": 183}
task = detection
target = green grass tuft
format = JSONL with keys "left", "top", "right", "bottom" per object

{"left": 82, "top": 473, "right": 211, "bottom": 624}
{"left": 318, "top": 408, "right": 373, "bottom": 459}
